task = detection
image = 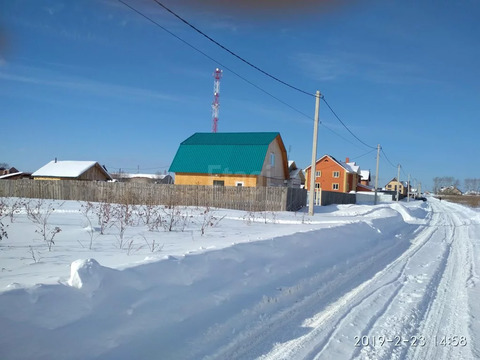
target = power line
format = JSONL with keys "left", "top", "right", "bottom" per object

{"left": 150, "top": 0, "right": 315, "bottom": 98}
{"left": 118, "top": 0, "right": 315, "bottom": 124}
{"left": 351, "top": 148, "right": 377, "bottom": 161}
{"left": 322, "top": 96, "right": 376, "bottom": 150}
{"left": 119, "top": 0, "right": 382, "bottom": 155}
{"left": 380, "top": 148, "right": 397, "bottom": 169}
{"left": 151, "top": 0, "right": 380, "bottom": 154}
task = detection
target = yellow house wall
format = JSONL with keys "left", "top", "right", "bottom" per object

{"left": 386, "top": 180, "right": 406, "bottom": 195}
{"left": 174, "top": 173, "right": 259, "bottom": 187}
{"left": 34, "top": 177, "right": 62, "bottom": 181}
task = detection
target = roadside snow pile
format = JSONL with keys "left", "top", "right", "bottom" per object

{"left": 68, "top": 258, "right": 112, "bottom": 294}
{"left": 390, "top": 201, "right": 429, "bottom": 223}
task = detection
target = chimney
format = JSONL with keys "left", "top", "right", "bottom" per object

{"left": 55, "top": 157, "right": 57, "bottom": 163}
{"left": 345, "top": 157, "right": 350, "bottom": 163}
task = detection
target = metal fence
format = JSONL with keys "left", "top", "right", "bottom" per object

{"left": 0, "top": 180, "right": 307, "bottom": 212}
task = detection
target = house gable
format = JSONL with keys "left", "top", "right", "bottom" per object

{"left": 32, "top": 161, "right": 112, "bottom": 181}
{"left": 305, "top": 155, "right": 361, "bottom": 193}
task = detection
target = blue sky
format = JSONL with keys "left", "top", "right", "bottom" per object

{"left": 1, "top": 0, "right": 479, "bottom": 191}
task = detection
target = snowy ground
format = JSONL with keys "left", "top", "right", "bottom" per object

{"left": 0, "top": 197, "right": 478, "bottom": 360}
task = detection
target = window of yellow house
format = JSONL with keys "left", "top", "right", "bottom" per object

{"left": 270, "top": 153, "right": 275, "bottom": 166}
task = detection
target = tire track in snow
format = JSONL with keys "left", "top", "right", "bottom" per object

{"left": 407, "top": 201, "right": 476, "bottom": 360}
{"left": 308, "top": 222, "right": 439, "bottom": 360}
{"left": 244, "top": 206, "right": 441, "bottom": 360}
{"left": 259, "top": 201, "right": 471, "bottom": 360}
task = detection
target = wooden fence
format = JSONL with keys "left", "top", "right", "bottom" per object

{"left": 310, "top": 189, "right": 356, "bottom": 206}
{"left": 0, "top": 180, "right": 307, "bottom": 212}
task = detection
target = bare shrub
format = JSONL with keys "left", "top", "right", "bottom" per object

{"left": 139, "top": 204, "right": 165, "bottom": 231}
{"left": 141, "top": 234, "right": 164, "bottom": 253}
{"left": 25, "top": 199, "right": 62, "bottom": 251}
{"left": 243, "top": 210, "right": 256, "bottom": 225}
{"left": 199, "top": 206, "right": 225, "bottom": 236}
{"left": 112, "top": 202, "right": 137, "bottom": 249}
{"left": 94, "top": 201, "right": 113, "bottom": 235}
{"left": 0, "top": 199, "right": 8, "bottom": 241}
{"left": 79, "top": 201, "right": 96, "bottom": 249}
{"left": 8, "top": 198, "right": 25, "bottom": 223}
{"left": 162, "top": 203, "right": 190, "bottom": 232}
{"left": 28, "top": 245, "right": 42, "bottom": 263}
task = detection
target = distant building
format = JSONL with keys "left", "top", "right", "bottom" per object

{"left": 114, "top": 173, "right": 173, "bottom": 184}
{"left": 0, "top": 166, "right": 19, "bottom": 176}
{"left": 385, "top": 178, "right": 410, "bottom": 197}
{"left": 169, "top": 132, "right": 289, "bottom": 187}
{"left": 438, "top": 186, "right": 462, "bottom": 195}
{"left": 287, "top": 161, "right": 305, "bottom": 188}
{"left": 32, "top": 160, "right": 112, "bottom": 181}
{"left": 304, "top": 155, "right": 361, "bottom": 193}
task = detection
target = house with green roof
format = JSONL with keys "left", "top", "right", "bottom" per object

{"left": 169, "top": 132, "right": 289, "bottom": 187}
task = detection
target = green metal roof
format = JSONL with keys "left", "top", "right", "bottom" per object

{"left": 169, "top": 132, "right": 280, "bottom": 175}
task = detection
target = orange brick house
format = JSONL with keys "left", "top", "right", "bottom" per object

{"left": 304, "top": 155, "right": 361, "bottom": 193}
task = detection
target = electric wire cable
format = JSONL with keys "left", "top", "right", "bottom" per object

{"left": 321, "top": 96, "right": 376, "bottom": 150}
{"left": 151, "top": 0, "right": 316, "bottom": 98}
{"left": 119, "top": 0, "right": 383, "bottom": 157}
{"left": 118, "top": 0, "right": 318, "bottom": 123}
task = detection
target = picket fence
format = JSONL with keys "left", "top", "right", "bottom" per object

{"left": 0, "top": 180, "right": 307, "bottom": 212}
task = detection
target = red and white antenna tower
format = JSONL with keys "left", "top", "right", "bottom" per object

{"left": 212, "top": 68, "right": 223, "bottom": 133}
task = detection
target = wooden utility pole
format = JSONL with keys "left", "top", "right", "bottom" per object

{"left": 396, "top": 164, "right": 401, "bottom": 202}
{"left": 308, "top": 90, "right": 321, "bottom": 216}
{"left": 374, "top": 144, "right": 380, "bottom": 205}
{"left": 407, "top": 174, "right": 410, "bottom": 202}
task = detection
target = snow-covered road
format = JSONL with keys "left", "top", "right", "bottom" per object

{"left": 210, "top": 199, "right": 480, "bottom": 360}
{"left": 0, "top": 198, "right": 478, "bottom": 360}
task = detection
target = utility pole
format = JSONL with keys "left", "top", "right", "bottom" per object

{"left": 396, "top": 164, "right": 401, "bottom": 202}
{"left": 374, "top": 144, "right": 380, "bottom": 205}
{"left": 407, "top": 174, "right": 410, "bottom": 202}
{"left": 308, "top": 90, "right": 321, "bottom": 216}
{"left": 418, "top": 182, "right": 422, "bottom": 197}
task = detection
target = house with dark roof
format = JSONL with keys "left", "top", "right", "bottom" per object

{"left": 304, "top": 155, "right": 361, "bottom": 193}
{"left": 385, "top": 178, "right": 410, "bottom": 198}
{"left": 169, "top": 132, "right": 289, "bottom": 187}
{"left": 32, "top": 160, "right": 112, "bottom": 181}
{"left": 287, "top": 161, "right": 305, "bottom": 188}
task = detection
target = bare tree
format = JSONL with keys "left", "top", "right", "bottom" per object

{"left": 433, "top": 176, "right": 459, "bottom": 194}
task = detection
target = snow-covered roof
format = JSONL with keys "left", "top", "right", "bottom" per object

{"left": 360, "top": 170, "right": 370, "bottom": 181}
{"left": 32, "top": 160, "right": 110, "bottom": 179}
{"left": 121, "top": 173, "right": 170, "bottom": 179}
{"left": 0, "top": 172, "right": 24, "bottom": 179}
{"left": 305, "top": 155, "right": 360, "bottom": 174}
{"left": 289, "top": 168, "right": 305, "bottom": 180}
{"left": 341, "top": 161, "right": 361, "bottom": 174}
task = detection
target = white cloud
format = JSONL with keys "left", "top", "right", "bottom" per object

{"left": 0, "top": 69, "right": 179, "bottom": 102}
{"left": 294, "top": 51, "right": 435, "bottom": 85}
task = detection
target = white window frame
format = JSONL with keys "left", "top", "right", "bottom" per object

{"left": 270, "top": 153, "right": 275, "bottom": 167}
{"left": 235, "top": 181, "right": 244, "bottom": 187}
{"left": 315, "top": 171, "right": 321, "bottom": 177}
{"left": 315, "top": 183, "right": 320, "bottom": 189}
{"left": 332, "top": 183, "right": 339, "bottom": 190}
{"left": 333, "top": 171, "right": 340, "bottom": 178}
